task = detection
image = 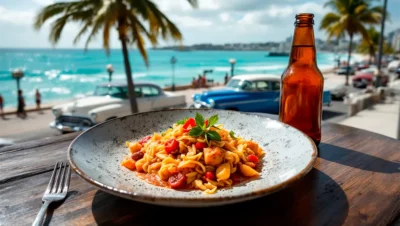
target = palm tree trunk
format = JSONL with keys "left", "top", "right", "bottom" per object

{"left": 120, "top": 38, "right": 139, "bottom": 113}
{"left": 345, "top": 34, "right": 353, "bottom": 86}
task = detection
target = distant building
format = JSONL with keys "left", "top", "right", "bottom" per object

{"left": 388, "top": 28, "right": 400, "bottom": 52}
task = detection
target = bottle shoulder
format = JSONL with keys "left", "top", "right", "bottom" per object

{"left": 282, "top": 64, "right": 323, "bottom": 79}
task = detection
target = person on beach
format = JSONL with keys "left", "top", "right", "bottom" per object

{"left": 0, "top": 94, "right": 4, "bottom": 119}
{"left": 17, "top": 90, "right": 26, "bottom": 118}
{"left": 224, "top": 73, "right": 229, "bottom": 85}
{"left": 35, "top": 89, "right": 42, "bottom": 112}
{"left": 191, "top": 77, "right": 197, "bottom": 88}
{"left": 197, "top": 75, "right": 202, "bottom": 88}
{"left": 201, "top": 74, "right": 207, "bottom": 87}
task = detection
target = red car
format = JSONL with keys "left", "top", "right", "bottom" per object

{"left": 352, "top": 72, "right": 388, "bottom": 88}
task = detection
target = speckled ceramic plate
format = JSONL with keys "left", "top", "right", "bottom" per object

{"left": 68, "top": 109, "right": 317, "bottom": 207}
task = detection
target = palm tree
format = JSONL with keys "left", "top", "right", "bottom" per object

{"left": 34, "top": 0, "right": 197, "bottom": 113}
{"left": 357, "top": 26, "right": 380, "bottom": 64}
{"left": 320, "top": 0, "right": 383, "bottom": 85}
{"left": 357, "top": 27, "right": 395, "bottom": 64}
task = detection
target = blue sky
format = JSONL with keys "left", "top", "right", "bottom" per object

{"left": 0, "top": 0, "right": 399, "bottom": 48}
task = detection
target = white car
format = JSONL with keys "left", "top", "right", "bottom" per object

{"left": 50, "top": 82, "right": 186, "bottom": 133}
{"left": 388, "top": 60, "right": 399, "bottom": 72}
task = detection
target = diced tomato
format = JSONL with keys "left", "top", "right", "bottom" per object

{"left": 247, "top": 154, "right": 259, "bottom": 164}
{"left": 131, "top": 151, "right": 144, "bottom": 161}
{"left": 183, "top": 118, "right": 196, "bottom": 132}
{"left": 168, "top": 173, "right": 187, "bottom": 189}
{"left": 195, "top": 142, "right": 207, "bottom": 150}
{"left": 205, "top": 120, "right": 209, "bottom": 127}
{"left": 165, "top": 139, "right": 179, "bottom": 154}
{"left": 205, "top": 171, "right": 215, "bottom": 180}
{"left": 138, "top": 135, "right": 152, "bottom": 145}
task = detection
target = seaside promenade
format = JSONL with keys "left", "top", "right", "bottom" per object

{"left": 1, "top": 72, "right": 398, "bottom": 146}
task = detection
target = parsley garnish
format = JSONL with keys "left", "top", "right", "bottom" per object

{"left": 229, "top": 130, "right": 237, "bottom": 139}
{"left": 183, "top": 113, "right": 222, "bottom": 143}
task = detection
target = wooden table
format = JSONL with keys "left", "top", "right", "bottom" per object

{"left": 1, "top": 117, "right": 400, "bottom": 226}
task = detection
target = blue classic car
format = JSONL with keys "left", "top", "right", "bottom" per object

{"left": 192, "top": 74, "right": 331, "bottom": 114}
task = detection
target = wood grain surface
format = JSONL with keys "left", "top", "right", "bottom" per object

{"left": 0, "top": 123, "right": 399, "bottom": 226}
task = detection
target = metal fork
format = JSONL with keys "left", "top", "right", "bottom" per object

{"left": 32, "top": 162, "right": 71, "bottom": 226}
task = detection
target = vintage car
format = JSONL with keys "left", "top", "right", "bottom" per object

{"left": 352, "top": 67, "right": 388, "bottom": 88}
{"left": 192, "top": 74, "right": 331, "bottom": 113}
{"left": 50, "top": 82, "right": 186, "bottom": 132}
{"left": 336, "top": 66, "right": 355, "bottom": 75}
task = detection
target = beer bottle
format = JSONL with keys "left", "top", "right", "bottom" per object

{"left": 279, "top": 13, "right": 323, "bottom": 145}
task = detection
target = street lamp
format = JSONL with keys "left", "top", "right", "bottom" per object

{"left": 229, "top": 58, "right": 236, "bottom": 77}
{"left": 106, "top": 64, "right": 114, "bottom": 83}
{"left": 170, "top": 56, "right": 177, "bottom": 91}
{"left": 11, "top": 69, "right": 24, "bottom": 91}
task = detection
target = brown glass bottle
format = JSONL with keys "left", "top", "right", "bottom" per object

{"left": 279, "top": 13, "right": 323, "bottom": 145}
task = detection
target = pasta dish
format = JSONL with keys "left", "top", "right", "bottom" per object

{"left": 121, "top": 113, "right": 264, "bottom": 194}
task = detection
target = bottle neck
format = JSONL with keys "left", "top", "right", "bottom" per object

{"left": 289, "top": 25, "right": 316, "bottom": 65}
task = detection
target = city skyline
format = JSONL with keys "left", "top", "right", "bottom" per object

{"left": 0, "top": 0, "right": 399, "bottom": 49}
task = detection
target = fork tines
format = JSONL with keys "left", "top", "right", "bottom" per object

{"left": 45, "top": 161, "right": 71, "bottom": 195}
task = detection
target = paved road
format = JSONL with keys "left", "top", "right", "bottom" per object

{"left": 0, "top": 99, "right": 349, "bottom": 146}
{"left": 0, "top": 110, "right": 61, "bottom": 146}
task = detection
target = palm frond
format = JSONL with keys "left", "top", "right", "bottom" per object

{"left": 130, "top": 23, "right": 149, "bottom": 67}
{"left": 145, "top": 1, "right": 183, "bottom": 41}
{"left": 34, "top": 2, "right": 76, "bottom": 29}
{"left": 49, "top": 15, "right": 69, "bottom": 45}
{"left": 187, "top": 0, "right": 198, "bottom": 8}
{"left": 84, "top": 14, "right": 106, "bottom": 50}
{"left": 354, "top": 21, "right": 370, "bottom": 42}
{"left": 101, "top": 2, "right": 119, "bottom": 54}
{"left": 73, "top": 21, "right": 92, "bottom": 44}
{"left": 320, "top": 12, "right": 341, "bottom": 30}
{"left": 127, "top": 12, "right": 157, "bottom": 45}
{"left": 103, "top": 20, "right": 113, "bottom": 55}
{"left": 326, "top": 21, "right": 345, "bottom": 40}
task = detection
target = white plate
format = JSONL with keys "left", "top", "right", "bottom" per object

{"left": 69, "top": 109, "right": 317, "bottom": 207}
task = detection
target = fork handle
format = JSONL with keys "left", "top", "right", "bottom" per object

{"left": 32, "top": 201, "right": 51, "bottom": 226}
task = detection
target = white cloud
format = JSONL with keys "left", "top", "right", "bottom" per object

{"left": 0, "top": 6, "right": 34, "bottom": 25}
{"left": 198, "top": 0, "right": 220, "bottom": 10}
{"left": 297, "top": 2, "right": 328, "bottom": 15}
{"left": 238, "top": 13, "right": 258, "bottom": 25}
{"left": 32, "top": 0, "right": 55, "bottom": 6}
{"left": 219, "top": 12, "right": 231, "bottom": 22}
{"left": 153, "top": 0, "right": 192, "bottom": 12}
{"left": 267, "top": 5, "right": 293, "bottom": 18}
{"left": 170, "top": 15, "right": 213, "bottom": 28}
{"left": 238, "top": 2, "right": 329, "bottom": 27}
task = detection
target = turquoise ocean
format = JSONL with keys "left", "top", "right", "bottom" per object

{"left": 0, "top": 49, "right": 345, "bottom": 108}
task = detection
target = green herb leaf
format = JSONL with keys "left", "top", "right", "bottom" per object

{"left": 206, "top": 131, "right": 221, "bottom": 141}
{"left": 207, "top": 115, "right": 219, "bottom": 127}
{"left": 189, "top": 126, "right": 204, "bottom": 137}
{"left": 176, "top": 117, "right": 189, "bottom": 125}
{"left": 211, "top": 125, "right": 220, "bottom": 130}
{"left": 205, "top": 133, "right": 210, "bottom": 146}
{"left": 195, "top": 113, "right": 205, "bottom": 128}
{"left": 229, "top": 130, "right": 237, "bottom": 139}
